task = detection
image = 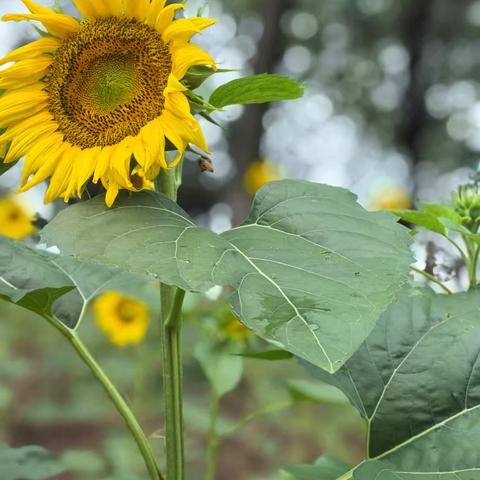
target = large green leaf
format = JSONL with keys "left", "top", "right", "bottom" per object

{"left": 209, "top": 74, "right": 304, "bottom": 108}
{"left": 216, "top": 181, "right": 413, "bottom": 372}
{"left": 0, "top": 237, "right": 154, "bottom": 329}
{"left": 41, "top": 191, "right": 230, "bottom": 292}
{"left": 308, "top": 287, "right": 480, "bottom": 475}
{"left": 42, "top": 181, "right": 413, "bottom": 372}
{"left": 0, "top": 444, "right": 65, "bottom": 480}
{"left": 282, "top": 455, "right": 350, "bottom": 480}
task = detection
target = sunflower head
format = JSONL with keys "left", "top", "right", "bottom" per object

{"left": 243, "top": 160, "right": 282, "bottom": 196}
{"left": 368, "top": 185, "right": 412, "bottom": 212}
{"left": 0, "top": 0, "right": 217, "bottom": 206}
{"left": 94, "top": 291, "right": 149, "bottom": 347}
{"left": 0, "top": 195, "right": 35, "bottom": 239}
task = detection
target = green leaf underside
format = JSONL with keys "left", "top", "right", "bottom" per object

{"left": 0, "top": 444, "right": 65, "bottom": 480}
{"left": 209, "top": 74, "right": 304, "bottom": 108}
{"left": 42, "top": 181, "right": 413, "bottom": 372}
{"left": 236, "top": 350, "right": 293, "bottom": 361}
{"left": 308, "top": 287, "right": 480, "bottom": 475}
{"left": 287, "top": 379, "right": 350, "bottom": 405}
{"left": 282, "top": 455, "right": 350, "bottom": 480}
{"left": 0, "top": 237, "right": 153, "bottom": 329}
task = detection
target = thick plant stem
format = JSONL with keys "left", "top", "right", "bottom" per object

{"left": 161, "top": 286, "right": 186, "bottom": 480}
{"left": 158, "top": 167, "right": 186, "bottom": 480}
{"left": 410, "top": 266, "right": 453, "bottom": 295}
{"left": 205, "top": 392, "right": 220, "bottom": 480}
{"left": 45, "top": 316, "right": 163, "bottom": 480}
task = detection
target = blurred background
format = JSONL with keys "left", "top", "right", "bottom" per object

{"left": 2, "top": 0, "right": 480, "bottom": 478}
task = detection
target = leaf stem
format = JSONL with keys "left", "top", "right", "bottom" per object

{"left": 45, "top": 315, "right": 163, "bottom": 480}
{"left": 205, "top": 392, "right": 220, "bottom": 480}
{"left": 410, "top": 266, "right": 453, "bottom": 295}
{"left": 337, "top": 469, "right": 354, "bottom": 480}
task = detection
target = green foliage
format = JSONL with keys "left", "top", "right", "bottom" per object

{"left": 42, "top": 180, "right": 413, "bottom": 372}
{"left": 287, "top": 379, "right": 350, "bottom": 406}
{"left": 194, "top": 343, "right": 244, "bottom": 397}
{"left": 308, "top": 287, "right": 480, "bottom": 476}
{"left": 237, "top": 350, "right": 293, "bottom": 361}
{"left": 282, "top": 455, "right": 350, "bottom": 480}
{"left": 209, "top": 74, "right": 305, "bottom": 108}
{"left": 0, "top": 236, "right": 154, "bottom": 329}
{"left": 0, "top": 444, "right": 65, "bottom": 480}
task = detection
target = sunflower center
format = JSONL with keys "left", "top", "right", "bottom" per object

{"left": 47, "top": 17, "right": 172, "bottom": 149}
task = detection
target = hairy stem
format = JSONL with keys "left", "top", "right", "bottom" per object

{"left": 45, "top": 315, "right": 162, "bottom": 480}
{"left": 409, "top": 266, "right": 453, "bottom": 295}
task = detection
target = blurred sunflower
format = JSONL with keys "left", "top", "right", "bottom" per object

{"left": 0, "top": 195, "right": 35, "bottom": 239}
{"left": 223, "top": 315, "right": 250, "bottom": 342}
{"left": 94, "top": 291, "right": 149, "bottom": 347}
{"left": 369, "top": 185, "right": 411, "bottom": 211}
{"left": 0, "top": 0, "right": 216, "bottom": 206}
{"left": 243, "top": 160, "right": 282, "bottom": 196}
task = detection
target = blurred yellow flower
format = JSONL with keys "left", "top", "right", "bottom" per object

{"left": 243, "top": 160, "right": 282, "bottom": 196}
{"left": 0, "top": 196, "right": 35, "bottom": 239}
{"left": 94, "top": 291, "right": 149, "bottom": 347}
{"left": 223, "top": 316, "right": 250, "bottom": 342}
{"left": 369, "top": 185, "right": 411, "bottom": 211}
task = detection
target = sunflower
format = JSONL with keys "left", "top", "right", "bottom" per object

{"left": 0, "top": 195, "right": 36, "bottom": 239}
{"left": 0, "top": 0, "right": 216, "bottom": 206}
{"left": 94, "top": 291, "right": 150, "bottom": 347}
{"left": 243, "top": 160, "right": 282, "bottom": 196}
{"left": 369, "top": 185, "right": 412, "bottom": 211}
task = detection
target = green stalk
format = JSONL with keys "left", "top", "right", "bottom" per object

{"left": 157, "top": 168, "right": 186, "bottom": 480}
{"left": 205, "top": 392, "right": 220, "bottom": 480}
{"left": 409, "top": 266, "right": 453, "bottom": 295}
{"left": 45, "top": 315, "right": 162, "bottom": 480}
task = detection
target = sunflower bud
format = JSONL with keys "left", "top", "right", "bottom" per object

{"left": 453, "top": 182, "right": 480, "bottom": 229}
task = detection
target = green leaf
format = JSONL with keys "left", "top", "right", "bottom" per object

{"left": 194, "top": 343, "right": 244, "bottom": 397}
{"left": 287, "top": 379, "right": 350, "bottom": 405}
{"left": 209, "top": 74, "right": 304, "bottom": 108}
{"left": 236, "top": 350, "right": 293, "bottom": 361}
{"left": 43, "top": 181, "right": 413, "bottom": 372}
{"left": 282, "top": 455, "right": 350, "bottom": 480}
{"left": 418, "top": 202, "right": 463, "bottom": 224}
{"left": 0, "top": 444, "right": 65, "bottom": 480}
{"left": 308, "top": 287, "right": 480, "bottom": 475}
{"left": 0, "top": 237, "right": 153, "bottom": 329}
{"left": 217, "top": 181, "right": 413, "bottom": 372}
{"left": 391, "top": 209, "right": 446, "bottom": 235}
{"left": 41, "top": 191, "right": 230, "bottom": 293}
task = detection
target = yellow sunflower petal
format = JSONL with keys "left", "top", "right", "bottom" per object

{"left": 3, "top": 119, "right": 56, "bottom": 163}
{"left": 45, "top": 148, "right": 78, "bottom": 203}
{"left": 171, "top": 42, "right": 216, "bottom": 79}
{"left": 0, "top": 88, "right": 48, "bottom": 127}
{"left": 141, "top": 120, "right": 167, "bottom": 171}
{"left": 110, "top": 138, "right": 134, "bottom": 186}
{"left": 149, "top": 3, "right": 185, "bottom": 32}
{"left": 125, "top": 0, "right": 150, "bottom": 21}
{"left": 72, "top": 0, "right": 111, "bottom": 18}
{"left": 67, "top": 147, "right": 100, "bottom": 197}
{"left": 0, "top": 56, "right": 53, "bottom": 89}
{"left": 105, "top": 181, "right": 120, "bottom": 208}
{"left": 0, "top": 37, "right": 59, "bottom": 66}
{"left": 22, "top": 133, "right": 64, "bottom": 184}
{"left": 162, "top": 17, "right": 217, "bottom": 44}
{"left": 104, "top": 0, "right": 123, "bottom": 17}
{"left": 93, "top": 146, "right": 114, "bottom": 183}
{"left": 2, "top": 13, "right": 80, "bottom": 38}
{"left": 19, "top": 142, "right": 66, "bottom": 192}
{"left": 146, "top": 0, "right": 167, "bottom": 26}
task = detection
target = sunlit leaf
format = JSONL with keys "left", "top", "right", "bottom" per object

{"left": 209, "top": 74, "right": 304, "bottom": 108}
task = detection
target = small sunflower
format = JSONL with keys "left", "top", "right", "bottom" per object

{"left": 94, "top": 291, "right": 149, "bottom": 347}
{"left": 0, "top": 195, "right": 35, "bottom": 239}
{"left": 0, "top": 0, "right": 216, "bottom": 206}
{"left": 369, "top": 185, "right": 412, "bottom": 211}
{"left": 243, "top": 160, "right": 282, "bottom": 196}
{"left": 223, "top": 315, "right": 250, "bottom": 342}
